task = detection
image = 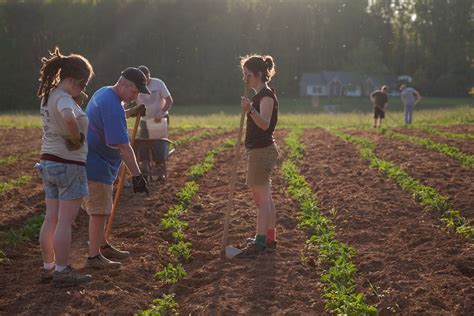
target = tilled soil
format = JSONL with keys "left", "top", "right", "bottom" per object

{"left": 0, "top": 128, "right": 43, "bottom": 158}
{"left": 435, "top": 124, "right": 474, "bottom": 134}
{"left": 393, "top": 127, "right": 474, "bottom": 155}
{"left": 0, "top": 128, "right": 233, "bottom": 315}
{"left": 300, "top": 128, "right": 473, "bottom": 315}
{"left": 1, "top": 125, "right": 473, "bottom": 314}
{"left": 348, "top": 129, "right": 474, "bottom": 221}
{"left": 175, "top": 129, "right": 326, "bottom": 314}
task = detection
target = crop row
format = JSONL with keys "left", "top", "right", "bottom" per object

{"left": 334, "top": 130, "right": 473, "bottom": 240}
{"left": 383, "top": 130, "right": 474, "bottom": 168}
{"left": 421, "top": 126, "right": 474, "bottom": 140}
{"left": 139, "top": 139, "right": 234, "bottom": 315}
{"left": 282, "top": 128, "right": 376, "bottom": 315}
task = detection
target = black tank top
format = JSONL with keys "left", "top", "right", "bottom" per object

{"left": 245, "top": 87, "right": 278, "bottom": 149}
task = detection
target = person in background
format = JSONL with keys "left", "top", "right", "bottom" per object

{"left": 400, "top": 84, "right": 422, "bottom": 125}
{"left": 136, "top": 65, "right": 173, "bottom": 181}
{"left": 370, "top": 85, "right": 389, "bottom": 128}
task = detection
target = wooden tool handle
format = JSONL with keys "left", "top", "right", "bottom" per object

{"left": 106, "top": 113, "right": 142, "bottom": 240}
{"left": 221, "top": 85, "right": 247, "bottom": 254}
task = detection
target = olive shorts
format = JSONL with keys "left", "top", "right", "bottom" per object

{"left": 246, "top": 143, "right": 279, "bottom": 186}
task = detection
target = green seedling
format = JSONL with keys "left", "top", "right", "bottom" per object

{"left": 282, "top": 129, "right": 376, "bottom": 315}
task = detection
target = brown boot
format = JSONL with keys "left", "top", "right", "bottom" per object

{"left": 86, "top": 253, "right": 121, "bottom": 270}
{"left": 101, "top": 243, "right": 130, "bottom": 260}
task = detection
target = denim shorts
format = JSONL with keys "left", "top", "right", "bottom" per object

{"left": 36, "top": 160, "right": 88, "bottom": 200}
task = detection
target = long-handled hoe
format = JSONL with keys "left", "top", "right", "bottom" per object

{"left": 221, "top": 80, "right": 248, "bottom": 259}
{"left": 106, "top": 112, "right": 142, "bottom": 240}
{"left": 374, "top": 103, "right": 403, "bottom": 127}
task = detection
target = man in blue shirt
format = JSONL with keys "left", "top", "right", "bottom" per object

{"left": 85, "top": 67, "right": 150, "bottom": 269}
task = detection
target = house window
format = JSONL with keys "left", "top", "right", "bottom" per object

{"left": 307, "top": 85, "right": 323, "bottom": 95}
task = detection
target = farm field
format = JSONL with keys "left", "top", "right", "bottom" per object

{"left": 0, "top": 110, "right": 473, "bottom": 315}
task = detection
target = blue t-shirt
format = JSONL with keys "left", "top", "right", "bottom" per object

{"left": 85, "top": 87, "right": 129, "bottom": 185}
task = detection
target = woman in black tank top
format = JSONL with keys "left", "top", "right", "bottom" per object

{"left": 239, "top": 54, "right": 279, "bottom": 255}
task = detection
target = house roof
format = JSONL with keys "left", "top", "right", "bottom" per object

{"left": 366, "top": 74, "right": 398, "bottom": 89}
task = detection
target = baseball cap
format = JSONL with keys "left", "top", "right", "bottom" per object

{"left": 121, "top": 67, "right": 150, "bottom": 94}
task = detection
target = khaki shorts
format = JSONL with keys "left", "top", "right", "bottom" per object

{"left": 83, "top": 180, "right": 113, "bottom": 215}
{"left": 246, "top": 143, "right": 279, "bottom": 186}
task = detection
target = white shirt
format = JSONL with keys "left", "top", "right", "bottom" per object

{"left": 40, "top": 88, "right": 89, "bottom": 162}
{"left": 401, "top": 87, "right": 418, "bottom": 105}
{"left": 137, "top": 78, "right": 171, "bottom": 121}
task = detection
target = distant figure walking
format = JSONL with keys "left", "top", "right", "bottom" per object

{"left": 370, "top": 85, "right": 389, "bottom": 128}
{"left": 400, "top": 84, "right": 422, "bottom": 125}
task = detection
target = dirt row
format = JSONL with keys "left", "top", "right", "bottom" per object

{"left": 393, "top": 127, "right": 474, "bottom": 155}
{"left": 435, "top": 124, "right": 474, "bottom": 134}
{"left": 1, "top": 125, "right": 473, "bottom": 314}
{"left": 174, "top": 129, "right": 326, "bottom": 314}
{"left": 347, "top": 129, "right": 474, "bottom": 221}
{"left": 300, "top": 129, "right": 473, "bottom": 315}
{"left": 0, "top": 129, "right": 235, "bottom": 314}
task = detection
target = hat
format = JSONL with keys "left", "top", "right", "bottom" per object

{"left": 121, "top": 67, "right": 150, "bottom": 94}
{"left": 137, "top": 65, "right": 150, "bottom": 77}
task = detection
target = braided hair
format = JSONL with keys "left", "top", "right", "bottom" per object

{"left": 37, "top": 47, "right": 94, "bottom": 106}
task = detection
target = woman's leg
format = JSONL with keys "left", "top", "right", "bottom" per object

{"left": 39, "top": 199, "right": 59, "bottom": 266}
{"left": 250, "top": 185, "right": 271, "bottom": 236}
{"left": 54, "top": 199, "right": 81, "bottom": 268}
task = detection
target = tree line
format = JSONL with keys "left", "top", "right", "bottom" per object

{"left": 0, "top": 0, "right": 472, "bottom": 111}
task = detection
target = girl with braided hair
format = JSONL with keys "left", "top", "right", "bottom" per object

{"left": 240, "top": 54, "right": 279, "bottom": 255}
{"left": 36, "top": 47, "right": 94, "bottom": 287}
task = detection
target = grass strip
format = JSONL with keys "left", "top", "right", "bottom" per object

{"left": 0, "top": 175, "right": 32, "bottom": 193}
{"left": 333, "top": 130, "right": 473, "bottom": 241}
{"left": 138, "top": 139, "right": 235, "bottom": 315}
{"left": 282, "top": 128, "right": 376, "bottom": 315}
{"left": 384, "top": 129, "right": 474, "bottom": 168}
{"left": 0, "top": 214, "right": 44, "bottom": 264}
{"left": 421, "top": 127, "right": 474, "bottom": 140}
